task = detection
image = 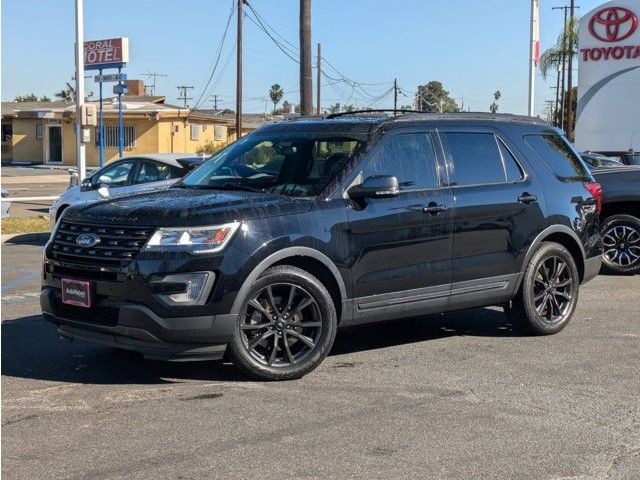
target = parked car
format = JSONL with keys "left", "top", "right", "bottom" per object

{"left": 41, "top": 113, "right": 602, "bottom": 380}
{"left": 596, "top": 151, "right": 640, "bottom": 167}
{"left": 589, "top": 164, "right": 640, "bottom": 275}
{"left": 580, "top": 152, "right": 623, "bottom": 169}
{"left": 49, "top": 154, "right": 205, "bottom": 230}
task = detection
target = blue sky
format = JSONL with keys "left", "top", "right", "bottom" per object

{"left": 1, "top": 0, "right": 604, "bottom": 115}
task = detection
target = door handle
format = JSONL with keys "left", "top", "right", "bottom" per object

{"left": 423, "top": 202, "right": 447, "bottom": 215}
{"left": 517, "top": 193, "right": 538, "bottom": 204}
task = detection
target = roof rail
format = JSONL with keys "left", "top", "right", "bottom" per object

{"left": 326, "top": 109, "right": 422, "bottom": 119}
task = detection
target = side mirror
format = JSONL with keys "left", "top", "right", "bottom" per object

{"left": 80, "top": 178, "right": 94, "bottom": 191}
{"left": 348, "top": 175, "right": 400, "bottom": 199}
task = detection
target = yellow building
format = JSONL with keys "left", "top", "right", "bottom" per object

{"left": 2, "top": 97, "right": 240, "bottom": 167}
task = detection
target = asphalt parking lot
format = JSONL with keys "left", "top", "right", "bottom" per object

{"left": 2, "top": 235, "right": 639, "bottom": 480}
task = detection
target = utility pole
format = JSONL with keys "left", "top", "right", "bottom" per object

{"left": 177, "top": 85, "right": 194, "bottom": 108}
{"left": 236, "top": 0, "right": 243, "bottom": 138}
{"left": 211, "top": 94, "right": 219, "bottom": 111}
{"left": 74, "top": 0, "right": 86, "bottom": 180}
{"left": 566, "top": 0, "right": 576, "bottom": 141}
{"left": 316, "top": 43, "right": 321, "bottom": 115}
{"left": 553, "top": 6, "right": 569, "bottom": 131}
{"left": 554, "top": 63, "right": 561, "bottom": 126}
{"left": 300, "top": 0, "right": 313, "bottom": 115}
{"left": 393, "top": 78, "right": 398, "bottom": 115}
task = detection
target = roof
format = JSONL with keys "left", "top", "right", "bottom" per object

{"left": 2, "top": 101, "right": 67, "bottom": 118}
{"left": 2, "top": 100, "right": 231, "bottom": 123}
{"left": 103, "top": 95, "right": 166, "bottom": 104}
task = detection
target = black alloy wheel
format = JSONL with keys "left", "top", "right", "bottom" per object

{"left": 601, "top": 215, "right": 640, "bottom": 275}
{"left": 532, "top": 255, "right": 576, "bottom": 325}
{"left": 228, "top": 265, "right": 337, "bottom": 380}
{"left": 505, "top": 242, "right": 579, "bottom": 335}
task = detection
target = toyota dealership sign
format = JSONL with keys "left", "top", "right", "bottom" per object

{"left": 576, "top": 1, "right": 640, "bottom": 152}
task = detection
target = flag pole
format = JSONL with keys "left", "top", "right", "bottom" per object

{"left": 528, "top": 0, "right": 539, "bottom": 117}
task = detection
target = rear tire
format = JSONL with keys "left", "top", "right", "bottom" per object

{"left": 228, "top": 265, "right": 337, "bottom": 381}
{"left": 505, "top": 242, "right": 579, "bottom": 335}
{"left": 600, "top": 214, "right": 640, "bottom": 275}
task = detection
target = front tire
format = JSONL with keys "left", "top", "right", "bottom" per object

{"left": 228, "top": 265, "right": 337, "bottom": 380}
{"left": 505, "top": 242, "right": 579, "bottom": 335}
{"left": 601, "top": 214, "right": 640, "bottom": 275}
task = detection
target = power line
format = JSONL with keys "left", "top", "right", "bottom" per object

{"left": 191, "top": 0, "right": 236, "bottom": 112}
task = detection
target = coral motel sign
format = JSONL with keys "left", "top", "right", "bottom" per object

{"left": 83, "top": 37, "right": 129, "bottom": 70}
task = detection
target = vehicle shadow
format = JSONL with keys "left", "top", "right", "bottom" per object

{"left": 4, "top": 232, "right": 49, "bottom": 247}
{"left": 331, "top": 307, "right": 518, "bottom": 356}
{"left": 2, "top": 308, "right": 517, "bottom": 385}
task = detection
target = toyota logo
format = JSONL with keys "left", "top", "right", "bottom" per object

{"left": 589, "top": 7, "right": 638, "bottom": 42}
{"left": 76, "top": 233, "right": 101, "bottom": 248}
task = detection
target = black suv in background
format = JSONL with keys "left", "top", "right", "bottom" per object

{"left": 42, "top": 113, "right": 602, "bottom": 380}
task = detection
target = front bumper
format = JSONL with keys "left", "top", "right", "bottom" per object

{"left": 41, "top": 287, "right": 237, "bottom": 361}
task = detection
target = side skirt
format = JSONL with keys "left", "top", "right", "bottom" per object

{"left": 341, "top": 274, "right": 521, "bottom": 327}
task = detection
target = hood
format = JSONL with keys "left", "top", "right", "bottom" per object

{"left": 63, "top": 187, "right": 313, "bottom": 226}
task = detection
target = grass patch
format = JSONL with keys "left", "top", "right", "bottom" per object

{"left": 1, "top": 216, "right": 50, "bottom": 234}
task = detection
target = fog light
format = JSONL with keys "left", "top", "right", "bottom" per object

{"left": 150, "top": 272, "right": 214, "bottom": 306}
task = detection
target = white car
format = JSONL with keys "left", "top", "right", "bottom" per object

{"left": 49, "top": 153, "right": 205, "bottom": 230}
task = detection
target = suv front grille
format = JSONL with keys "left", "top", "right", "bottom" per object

{"left": 50, "top": 221, "right": 153, "bottom": 269}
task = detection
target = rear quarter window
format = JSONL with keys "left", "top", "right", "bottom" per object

{"left": 524, "top": 134, "right": 591, "bottom": 182}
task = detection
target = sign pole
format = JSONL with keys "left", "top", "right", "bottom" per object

{"left": 528, "top": 0, "right": 540, "bottom": 117}
{"left": 74, "top": 0, "right": 86, "bottom": 180}
{"left": 117, "top": 66, "right": 124, "bottom": 158}
{"left": 99, "top": 68, "right": 104, "bottom": 167}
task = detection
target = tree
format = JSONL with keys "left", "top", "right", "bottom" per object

{"left": 415, "top": 81, "right": 459, "bottom": 113}
{"left": 539, "top": 16, "right": 578, "bottom": 139}
{"left": 55, "top": 83, "right": 75, "bottom": 103}
{"left": 14, "top": 93, "right": 37, "bottom": 102}
{"left": 269, "top": 84, "right": 284, "bottom": 113}
{"left": 489, "top": 90, "right": 501, "bottom": 113}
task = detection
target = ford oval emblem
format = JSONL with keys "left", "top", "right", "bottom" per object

{"left": 76, "top": 233, "right": 101, "bottom": 248}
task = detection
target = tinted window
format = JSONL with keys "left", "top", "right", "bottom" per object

{"left": 183, "top": 135, "right": 362, "bottom": 197}
{"left": 524, "top": 134, "right": 590, "bottom": 181}
{"left": 498, "top": 139, "right": 524, "bottom": 182}
{"left": 361, "top": 133, "right": 439, "bottom": 190}
{"left": 134, "top": 160, "right": 182, "bottom": 184}
{"left": 444, "top": 133, "right": 505, "bottom": 186}
{"left": 95, "top": 161, "right": 135, "bottom": 187}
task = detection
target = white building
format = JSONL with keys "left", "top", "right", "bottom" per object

{"left": 575, "top": 0, "right": 640, "bottom": 152}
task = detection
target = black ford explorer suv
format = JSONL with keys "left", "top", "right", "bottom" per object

{"left": 42, "top": 112, "right": 603, "bottom": 380}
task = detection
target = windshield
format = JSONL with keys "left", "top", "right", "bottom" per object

{"left": 181, "top": 134, "right": 363, "bottom": 197}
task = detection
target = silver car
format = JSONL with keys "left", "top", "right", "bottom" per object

{"left": 49, "top": 153, "right": 204, "bottom": 229}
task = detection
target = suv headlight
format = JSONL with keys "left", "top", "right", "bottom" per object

{"left": 145, "top": 222, "right": 240, "bottom": 253}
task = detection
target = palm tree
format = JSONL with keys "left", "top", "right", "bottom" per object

{"left": 269, "top": 84, "right": 284, "bottom": 113}
{"left": 54, "top": 83, "right": 75, "bottom": 103}
{"left": 490, "top": 90, "right": 501, "bottom": 113}
{"left": 539, "top": 16, "right": 578, "bottom": 139}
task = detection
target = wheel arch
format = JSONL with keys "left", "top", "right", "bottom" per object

{"left": 519, "top": 225, "right": 586, "bottom": 286}
{"left": 601, "top": 201, "right": 640, "bottom": 221}
{"left": 230, "top": 247, "right": 348, "bottom": 322}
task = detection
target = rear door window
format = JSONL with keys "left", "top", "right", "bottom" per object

{"left": 443, "top": 132, "right": 506, "bottom": 186}
{"left": 497, "top": 139, "right": 524, "bottom": 182}
{"left": 524, "top": 134, "right": 591, "bottom": 181}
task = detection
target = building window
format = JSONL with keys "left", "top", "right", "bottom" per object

{"left": 214, "top": 125, "right": 225, "bottom": 141}
{"left": 35, "top": 123, "right": 43, "bottom": 140}
{"left": 190, "top": 124, "right": 200, "bottom": 141}
{"left": 96, "top": 125, "right": 136, "bottom": 148}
